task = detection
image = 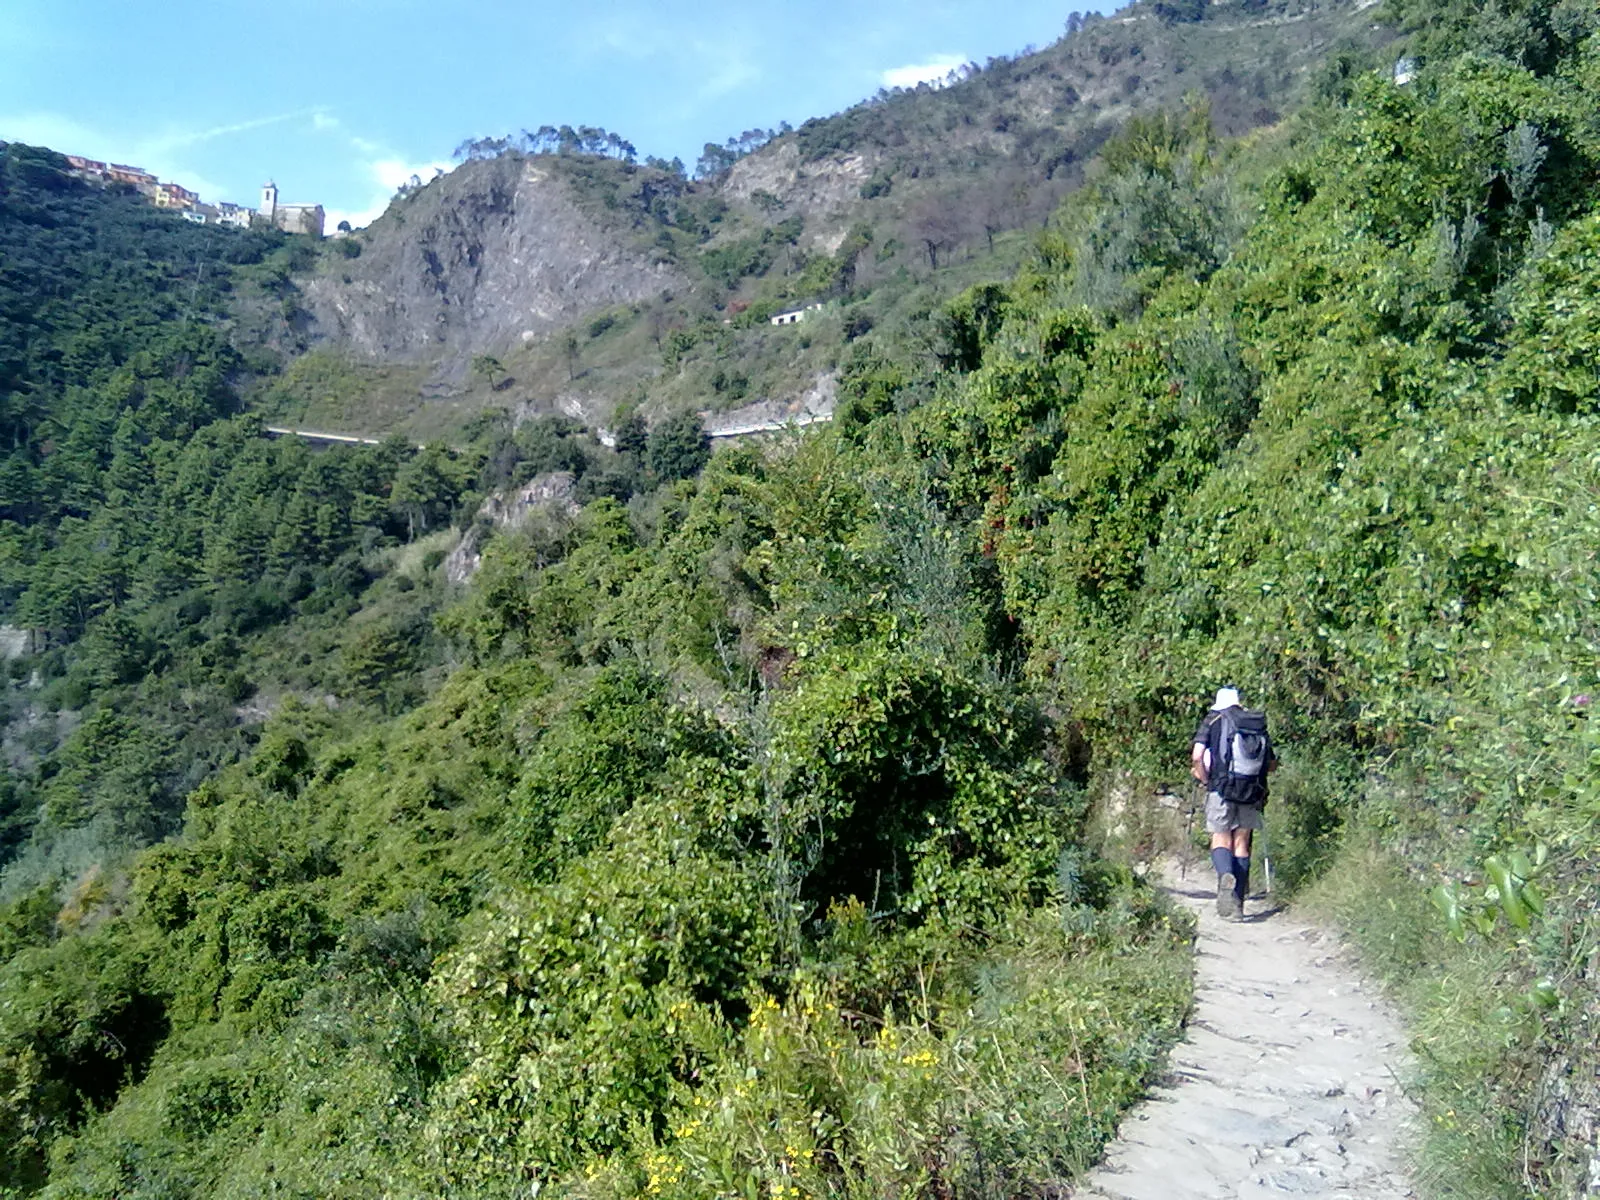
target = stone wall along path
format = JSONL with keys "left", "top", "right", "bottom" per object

{"left": 1073, "top": 865, "right": 1419, "bottom": 1199}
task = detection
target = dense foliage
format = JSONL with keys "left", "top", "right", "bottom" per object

{"left": 0, "top": 144, "right": 489, "bottom": 882}
{"left": 0, "top": 428, "right": 1189, "bottom": 1196}
{"left": 843, "top": 0, "right": 1600, "bottom": 1190}
{"left": 5, "top": 0, "right": 1600, "bottom": 1194}
{"left": 0, "top": 147, "right": 1191, "bottom": 1197}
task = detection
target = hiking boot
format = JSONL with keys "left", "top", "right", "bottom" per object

{"left": 1217, "top": 873, "right": 1242, "bottom": 920}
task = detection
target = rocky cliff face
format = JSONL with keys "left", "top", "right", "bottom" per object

{"left": 302, "top": 156, "right": 684, "bottom": 363}
{"left": 280, "top": 0, "right": 1392, "bottom": 434}
{"left": 723, "top": 144, "right": 875, "bottom": 253}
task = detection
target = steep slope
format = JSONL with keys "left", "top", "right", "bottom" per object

{"left": 274, "top": 0, "right": 1395, "bottom": 441}
{"left": 301, "top": 154, "right": 686, "bottom": 363}
{"left": 727, "top": 0, "right": 1395, "bottom": 250}
{"left": 6, "top": 0, "right": 1600, "bottom": 1194}
{"left": 0, "top": 142, "right": 493, "bottom": 949}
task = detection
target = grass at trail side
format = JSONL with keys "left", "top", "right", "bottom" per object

{"left": 1299, "top": 837, "right": 1537, "bottom": 1200}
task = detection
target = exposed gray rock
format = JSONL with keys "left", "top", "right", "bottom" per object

{"left": 302, "top": 157, "right": 685, "bottom": 363}
{"left": 702, "top": 371, "right": 836, "bottom": 438}
{"left": 444, "top": 471, "right": 583, "bottom": 585}
{"left": 443, "top": 527, "right": 482, "bottom": 586}
{"left": 723, "top": 142, "right": 874, "bottom": 251}
{"left": 480, "top": 471, "right": 580, "bottom": 529}
{"left": 0, "top": 625, "right": 32, "bottom": 660}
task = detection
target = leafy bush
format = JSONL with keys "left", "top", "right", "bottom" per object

{"left": 646, "top": 412, "right": 712, "bottom": 481}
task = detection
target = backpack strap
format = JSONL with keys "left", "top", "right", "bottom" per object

{"left": 1208, "top": 707, "right": 1237, "bottom": 792}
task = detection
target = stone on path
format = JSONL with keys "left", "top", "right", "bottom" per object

{"left": 1072, "top": 864, "right": 1418, "bottom": 1200}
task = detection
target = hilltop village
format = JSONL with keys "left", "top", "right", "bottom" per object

{"left": 62, "top": 155, "right": 325, "bottom": 236}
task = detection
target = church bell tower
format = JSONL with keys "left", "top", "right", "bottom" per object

{"left": 261, "top": 180, "right": 278, "bottom": 224}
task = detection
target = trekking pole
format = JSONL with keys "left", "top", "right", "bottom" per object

{"left": 1260, "top": 813, "right": 1273, "bottom": 896}
{"left": 1180, "top": 783, "right": 1199, "bottom": 880}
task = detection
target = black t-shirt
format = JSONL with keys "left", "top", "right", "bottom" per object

{"left": 1192, "top": 709, "right": 1228, "bottom": 772}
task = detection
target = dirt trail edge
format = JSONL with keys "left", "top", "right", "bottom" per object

{"left": 1073, "top": 863, "right": 1418, "bottom": 1200}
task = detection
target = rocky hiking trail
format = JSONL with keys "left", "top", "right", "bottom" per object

{"left": 1073, "top": 863, "right": 1419, "bottom": 1199}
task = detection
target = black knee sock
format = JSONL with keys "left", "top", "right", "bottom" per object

{"left": 1232, "top": 856, "right": 1250, "bottom": 899}
{"left": 1211, "top": 847, "right": 1233, "bottom": 879}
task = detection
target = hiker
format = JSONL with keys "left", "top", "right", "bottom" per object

{"left": 1191, "top": 687, "right": 1275, "bottom": 920}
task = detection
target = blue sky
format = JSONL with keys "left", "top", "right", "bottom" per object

{"left": 1, "top": 0, "right": 1117, "bottom": 229}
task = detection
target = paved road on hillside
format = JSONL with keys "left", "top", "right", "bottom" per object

{"left": 702, "top": 412, "right": 833, "bottom": 439}
{"left": 264, "top": 413, "right": 830, "bottom": 449}
{"left": 263, "top": 425, "right": 386, "bottom": 446}
{"left": 1073, "top": 865, "right": 1418, "bottom": 1200}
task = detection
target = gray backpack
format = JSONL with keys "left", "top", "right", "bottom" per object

{"left": 1214, "top": 708, "right": 1271, "bottom": 806}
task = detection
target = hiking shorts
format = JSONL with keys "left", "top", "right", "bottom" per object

{"left": 1205, "top": 791, "right": 1264, "bottom": 833}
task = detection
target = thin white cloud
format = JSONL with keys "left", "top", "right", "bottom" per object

{"left": 881, "top": 54, "right": 969, "bottom": 90}
{"left": 144, "top": 108, "right": 318, "bottom": 154}
{"left": 0, "top": 111, "right": 99, "bottom": 154}
{"left": 371, "top": 157, "right": 452, "bottom": 190}
{"left": 0, "top": 110, "right": 227, "bottom": 203}
{"left": 0, "top": 108, "right": 340, "bottom": 207}
{"left": 583, "top": 15, "right": 663, "bottom": 61}
{"left": 575, "top": 11, "right": 762, "bottom": 109}
{"left": 0, "top": 106, "right": 462, "bottom": 232}
{"left": 323, "top": 155, "right": 453, "bottom": 232}
{"left": 307, "top": 112, "right": 456, "bottom": 229}
{"left": 698, "top": 58, "right": 761, "bottom": 102}
{"left": 307, "top": 113, "right": 380, "bottom": 158}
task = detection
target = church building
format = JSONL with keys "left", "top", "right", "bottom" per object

{"left": 258, "top": 181, "right": 325, "bottom": 238}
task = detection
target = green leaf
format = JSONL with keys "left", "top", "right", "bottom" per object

{"left": 1431, "top": 883, "right": 1465, "bottom": 941}
{"left": 1484, "top": 856, "right": 1529, "bottom": 931}
{"left": 1521, "top": 882, "right": 1545, "bottom": 917}
{"left": 1527, "top": 978, "right": 1560, "bottom": 1011}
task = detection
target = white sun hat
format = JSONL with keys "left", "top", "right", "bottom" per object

{"left": 1211, "top": 687, "right": 1242, "bottom": 710}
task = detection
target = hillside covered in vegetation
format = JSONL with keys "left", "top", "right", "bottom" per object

{"left": 3, "top": 0, "right": 1600, "bottom": 1195}
{"left": 262, "top": 0, "right": 1392, "bottom": 444}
